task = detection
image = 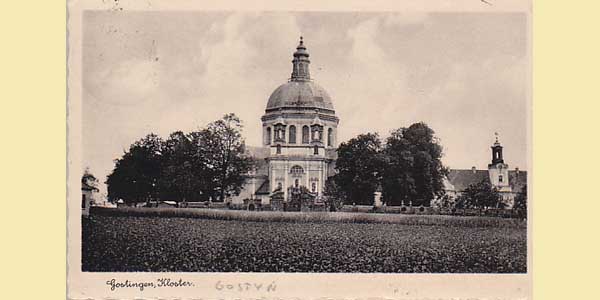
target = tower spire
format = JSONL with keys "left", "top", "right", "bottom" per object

{"left": 291, "top": 36, "right": 310, "bottom": 81}
{"left": 491, "top": 132, "right": 504, "bottom": 164}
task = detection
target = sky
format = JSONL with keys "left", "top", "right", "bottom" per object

{"left": 82, "top": 11, "right": 529, "bottom": 195}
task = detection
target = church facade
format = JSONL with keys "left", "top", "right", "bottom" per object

{"left": 229, "top": 38, "right": 526, "bottom": 209}
{"left": 229, "top": 38, "right": 338, "bottom": 207}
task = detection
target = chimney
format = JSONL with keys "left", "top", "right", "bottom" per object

{"left": 471, "top": 166, "right": 477, "bottom": 174}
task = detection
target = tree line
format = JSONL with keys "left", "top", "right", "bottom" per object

{"left": 104, "top": 116, "right": 525, "bottom": 211}
{"left": 324, "top": 122, "right": 524, "bottom": 210}
{"left": 105, "top": 114, "right": 253, "bottom": 205}
{"left": 325, "top": 122, "right": 448, "bottom": 207}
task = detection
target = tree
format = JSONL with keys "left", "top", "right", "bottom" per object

{"left": 455, "top": 179, "right": 502, "bottom": 210}
{"left": 434, "top": 193, "right": 455, "bottom": 209}
{"left": 105, "top": 114, "right": 254, "bottom": 205}
{"left": 513, "top": 184, "right": 527, "bottom": 218}
{"left": 322, "top": 176, "right": 345, "bottom": 211}
{"left": 334, "top": 133, "right": 384, "bottom": 205}
{"left": 106, "top": 134, "right": 164, "bottom": 205}
{"left": 381, "top": 123, "right": 448, "bottom": 206}
{"left": 201, "top": 114, "right": 254, "bottom": 201}
{"left": 160, "top": 131, "right": 196, "bottom": 202}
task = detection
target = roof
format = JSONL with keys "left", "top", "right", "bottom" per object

{"left": 255, "top": 179, "right": 270, "bottom": 195}
{"left": 508, "top": 170, "right": 528, "bottom": 194}
{"left": 81, "top": 181, "right": 99, "bottom": 192}
{"left": 446, "top": 168, "right": 528, "bottom": 192}
{"left": 266, "top": 81, "right": 334, "bottom": 111}
{"left": 446, "top": 169, "right": 491, "bottom": 191}
{"left": 325, "top": 148, "right": 338, "bottom": 160}
{"left": 246, "top": 146, "right": 269, "bottom": 159}
{"left": 245, "top": 146, "right": 269, "bottom": 176}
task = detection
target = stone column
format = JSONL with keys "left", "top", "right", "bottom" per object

{"left": 283, "top": 163, "right": 288, "bottom": 201}
{"left": 269, "top": 161, "right": 275, "bottom": 195}
{"left": 305, "top": 161, "right": 310, "bottom": 188}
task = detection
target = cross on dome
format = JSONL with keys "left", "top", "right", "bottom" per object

{"left": 494, "top": 132, "right": 501, "bottom": 146}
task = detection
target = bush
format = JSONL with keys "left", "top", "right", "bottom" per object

{"left": 89, "top": 207, "right": 525, "bottom": 228}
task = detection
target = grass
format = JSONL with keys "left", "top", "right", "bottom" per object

{"left": 90, "top": 207, "right": 525, "bottom": 228}
{"left": 82, "top": 214, "right": 527, "bottom": 273}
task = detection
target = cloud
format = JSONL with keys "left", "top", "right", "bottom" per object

{"left": 382, "top": 12, "right": 430, "bottom": 27}
{"left": 93, "top": 58, "right": 161, "bottom": 106}
{"left": 331, "top": 16, "right": 411, "bottom": 139}
{"left": 156, "top": 12, "right": 302, "bottom": 142}
{"left": 81, "top": 12, "right": 528, "bottom": 198}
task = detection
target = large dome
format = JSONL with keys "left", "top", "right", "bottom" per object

{"left": 266, "top": 81, "right": 334, "bottom": 111}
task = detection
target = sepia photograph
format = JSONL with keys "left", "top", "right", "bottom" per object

{"left": 13, "top": 0, "right": 600, "bottom": 299}
{"left": 66, "top": 0, "right": 533, "bottom": 296}
{"left": 77, "top": 10, "right": 529, "bottom": 275}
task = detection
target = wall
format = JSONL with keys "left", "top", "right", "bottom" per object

{"left": 81, "top": 189, "right": 94, "bottom": 216}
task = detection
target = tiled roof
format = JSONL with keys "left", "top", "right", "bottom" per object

{"left": 446, "top": 168, "right": 528, "bottom": 192}
{"left": 446, "top": 169, "right": 491, "bottom": 191}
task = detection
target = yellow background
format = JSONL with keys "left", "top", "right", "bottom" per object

{"left": 1, "top": 1, "right": 599, "bottom": 299}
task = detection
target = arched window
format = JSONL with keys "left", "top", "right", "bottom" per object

{"left": 499, "top": 174, "right": 503, "bottom": 183}
{"left": 294, "top": 179, "right": 299, "bottom": 187}
{"left": 276, "top": 144, "right": 281, "bottom": 154}
{"left": 327, "top": 128, "right": 333, "bottom": 146}
{"left": 290, "top": 165, "right": 304, "bottom": 175}
{"left": 302, "top": 126, "right": 309, "bottom": 144}
{"left": 313, "top": 145, "right": 319, "bottom": 155}
{"left": 266, "top": 127, "right": 271, "bottom": 145}
{"left": 311, "top": 182, "right": 317, "bottom": 192}
{"left": 289, "top": 125, "right": 296, "bottom": 144}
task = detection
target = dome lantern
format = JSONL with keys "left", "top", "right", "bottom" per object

{"left": 291, "top": 36, "right": 311, "bottom": 81}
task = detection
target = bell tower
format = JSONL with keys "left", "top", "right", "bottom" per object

{"left": 491, "top": 133, "right": 504, "bottom": 165}
{"left": 488, "top": 133, "right": 510, "bottom": 189}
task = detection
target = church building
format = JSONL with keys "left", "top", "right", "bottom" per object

{"left": 229, "top": 37, "right": 526, "bottom": 209}
{"left": 229, "top": 37, "right": 338, "bottom": 207}
{"left": 443, "top": 136, "right": 527, "bottom": 208}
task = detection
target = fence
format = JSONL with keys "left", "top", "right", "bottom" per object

{"left": 103, "top": 201, "right": 525, "bottom": 219}
{"left": 339, "top": 205, "right": 525, "bottom": 218}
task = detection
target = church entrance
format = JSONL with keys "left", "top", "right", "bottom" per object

{"left": 286, "top": 185, "right": 315, "bottom": 211}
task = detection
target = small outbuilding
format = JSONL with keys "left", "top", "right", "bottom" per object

{"left": 81, "top": 181, "right": 98, "bottom": 216}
